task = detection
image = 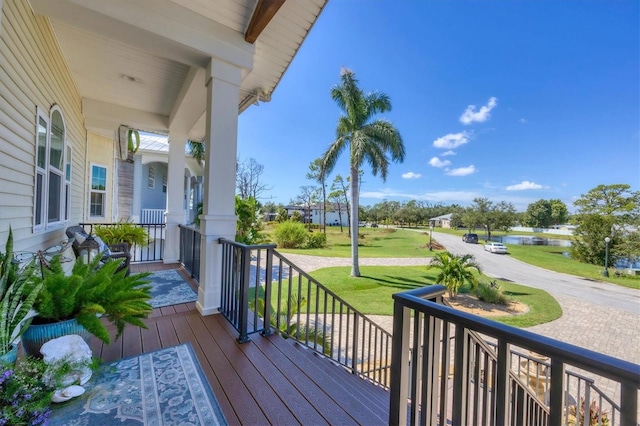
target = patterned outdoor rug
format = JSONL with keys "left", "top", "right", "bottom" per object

{"left": 147, "top": 269, "right": 198, "bottom": 308}
{"left": 49, "top": 343, "right": 227, "bottom": 425}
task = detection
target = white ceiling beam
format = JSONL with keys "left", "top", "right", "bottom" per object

{"left": 169, "top": 67, "right": 207, "bottom": 135}
{"left": 82, "top": 98, "right": 169, "bottom": 136}
{"left": 30, "top": 0, "right": 255, "bottom": 70}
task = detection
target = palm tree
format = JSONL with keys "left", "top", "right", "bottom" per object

{"left": 321, "top": 68, "right": 405, "bottom": 277}
{"left": 427, "top": 252, "right": 482, "bottom": 298}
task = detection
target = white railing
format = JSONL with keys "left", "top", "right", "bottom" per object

{"left": 140, "top": 209, "right": 165, "bottom": 224}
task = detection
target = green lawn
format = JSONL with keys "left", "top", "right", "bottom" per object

{"left": 308, "top": 266, "right": 561, "bottom": 327}
{"left": 269, "top": 226, "right": 434, "bottom": 258}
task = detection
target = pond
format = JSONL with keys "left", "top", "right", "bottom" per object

{"left": 488, "top": 235, "right": 572, "bottom": 247}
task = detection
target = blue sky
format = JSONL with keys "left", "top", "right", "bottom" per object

{"left": 237, "top": 1, "right": 639, "bottom": 212}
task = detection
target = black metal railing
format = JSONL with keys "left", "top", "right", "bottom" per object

{"left": 218, "top": 238, "right": 394, "bottom": 389}
{"left": 389, "top": 285, "right": 639, "bottom": 426}
{"left": 179, "top": 225, "right": 200, "bottom": 280}
{"left": 79, "top": 223, "right": 165, "bottom": 263}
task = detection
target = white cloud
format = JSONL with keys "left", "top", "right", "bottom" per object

{"left": 441, "top": 150, "right": 456, "bottom": 156}
{"left": 459, "top": 97, "right": 498, "bottom": 125}
{"left": 428, "top": 157, "right": 451, "bottom": 168}
{"left": 445, "top": 165, "right": 476, "bottom": 176}
{"left": 433, "top": 132, "right": 471, "bottom": 149}
{"left": 402, "top": 172, "right": 421, "bottom": 179}
{"left": 505, "top": 180, "right": 545, "bottom": 191}
{"left": 519, "top": 118, "right": 527, "bottom": 124}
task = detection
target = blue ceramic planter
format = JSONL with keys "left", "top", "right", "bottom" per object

{"left": 21, "top": 318, "right": 92, "bottom": 357}
{"left": 0, "top": 344, "right": 18, "bottom": 365}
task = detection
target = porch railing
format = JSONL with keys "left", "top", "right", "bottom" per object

{"left": 218, "top": 238, "right": 394, "bottom": 389}
{"left": 179, "top": 225, "right": 200, "bottom": 280}
{"left": 389, "top": 285, "right": 640, "bottom": 426}
{"left": 140, "top": 208, "right": 165, "bottom": 224}
{"left": 79, "top": 223, "right": 165, "bottom": 263}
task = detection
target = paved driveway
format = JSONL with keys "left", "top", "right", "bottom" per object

{"left": 432, "top": 231, "right": 640, "bottom": 314}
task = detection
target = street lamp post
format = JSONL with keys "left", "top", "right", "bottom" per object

{"left": 603, "top": 236, "right": 611, "bottom": 277}
{"left": 429, "top": 221, "right": 434, "bottom": 251}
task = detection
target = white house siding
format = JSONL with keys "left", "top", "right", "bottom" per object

{"left": 86, "top": 132, "right": 115, "bottom": 223}
{"left": 0, "top": 0, "right": 86, "bottom": 251}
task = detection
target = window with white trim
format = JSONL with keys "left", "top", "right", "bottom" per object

{"left": 34, "top": 106, "right": 70, "bottom": 230}
{"left": 89, "top": 164, "right": 107, "bottom": 217}
{"left": 162, "top": 174, "right": 167, "bottom": 193}
{"left": 148, "top": 166, "right": 155, "bottom": 189}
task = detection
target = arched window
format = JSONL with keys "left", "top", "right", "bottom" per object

{"left": 34, "top": 106, "right": 71, "bottom": 229}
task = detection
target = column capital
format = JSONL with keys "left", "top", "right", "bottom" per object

{"left": 206, "top": 58, "right": 242, "bottom": 87}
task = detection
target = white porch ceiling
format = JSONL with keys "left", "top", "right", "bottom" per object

{"left": 29, "top": 0, "right": 327, "bottom": 140}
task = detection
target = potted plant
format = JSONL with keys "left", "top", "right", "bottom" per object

{"left": 21, "top": 254, "right": 152, "bottom": 356}
{"left": 0, "top": 229, "right": 42, "bottom": 364}
{"left": 94, "top": 222, "right": 150, "bottom": 248}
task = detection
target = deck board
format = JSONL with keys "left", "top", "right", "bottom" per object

{"left": 90, "top": 263, "right": 390, "bottom": 425}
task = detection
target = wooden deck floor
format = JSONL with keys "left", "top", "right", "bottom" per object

{"left": 90, "top": 262, "right": 390, "bottom": 425}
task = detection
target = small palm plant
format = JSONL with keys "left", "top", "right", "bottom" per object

{"left": 253, "top": 294, "right": 332, "bottom": 356}
{"left": 427, "top": 251, "right": 482, "bottom": 298}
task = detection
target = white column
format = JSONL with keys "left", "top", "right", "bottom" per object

{"left": 197, "top": 59, "right": 241, "bottom": 315}
{"left": 164, "top": 134, "right": 187, "bottom": 263}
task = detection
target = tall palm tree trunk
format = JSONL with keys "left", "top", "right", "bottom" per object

{"left": 350, "top": 164, "right": 360, "bottom": 277}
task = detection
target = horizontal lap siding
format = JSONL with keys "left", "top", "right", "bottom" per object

{"left": 0, "top": 0, "right": 86, "bottom": 250}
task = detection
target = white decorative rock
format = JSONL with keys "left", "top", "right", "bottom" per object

{"left": 52, "top": 385, "right": 86, "bottom": 403}
{"left": 41, "top": 334, "right": 93, "bottom": 386}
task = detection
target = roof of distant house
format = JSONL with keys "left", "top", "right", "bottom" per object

{"left": 430, "top": 213, "right": 453, "bottom": 221}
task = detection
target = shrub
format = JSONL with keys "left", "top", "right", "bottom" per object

{"left": 274, "top": 221, "right": 308, "bottom": 248}
{"left": 475, "top": 280, "right": 511, "bottom": 305}
{"left": 306, "top": 232, "right": 326, "bottom": 249}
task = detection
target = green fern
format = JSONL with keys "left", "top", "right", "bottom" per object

{"left": 35, "top": 254, "right": 152, "bottom": 344}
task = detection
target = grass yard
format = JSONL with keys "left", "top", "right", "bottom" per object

{"left": 307, "top": 266, "right": 561, "bottom": 327}
{"left": 267, "top": 226, "right": 434, "bottom": 258}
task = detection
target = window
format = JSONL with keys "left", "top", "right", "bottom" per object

{"left": 90, "top": 165, "right": 107, "bottom": 217}
{"left": 34, "top": 106, "right": 70, "bottom": 230}
{"left": 162, "top": 174, "right": 167, "bottom": 193}
{"left": 148, "top": 166, "right": 155, "bottom": 189}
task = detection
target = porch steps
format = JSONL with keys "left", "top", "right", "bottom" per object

{"left": 288, "top": 340, "right": 390, "bottom": 409}
{"left": 215, "top": 312, "right": 389, "bottom": 425}
{"left": 275, "top": 334, "right": 391, "bottom": 424}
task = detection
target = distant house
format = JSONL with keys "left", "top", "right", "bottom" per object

{"left": 429, "top": 213, "right": 453, "bottom": 228}
{"left": 284, "top": 203, "right": 349, "bottom": 226}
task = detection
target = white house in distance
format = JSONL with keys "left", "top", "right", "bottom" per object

{"left": 0, "top": 0, "right": 327, "bottom": 316}
{"left": 284, "top": 203, "right": 349, "bottom": 226}
{"left": 429, "top": 213, "right": 453, "bottom": 228}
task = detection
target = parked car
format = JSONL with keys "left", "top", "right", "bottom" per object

{"left": 370, "top": 223, "right": 379, "bottom": 228}
{"left": 484, "top": 242, "right": 508, "bottom": 254}
{"left": 462, "top": 233, "right": 478, "bottom": 243}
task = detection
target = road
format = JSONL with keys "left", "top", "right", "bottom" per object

{"left": 431, "top": 231, "right": 640, "bottom": 314}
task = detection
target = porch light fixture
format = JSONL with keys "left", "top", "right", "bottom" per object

{"left": 603, "top": 236, "right": 611, "bottom": 277}
{"left": 78, "top": 235, "right": 100, "bottom": 264}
